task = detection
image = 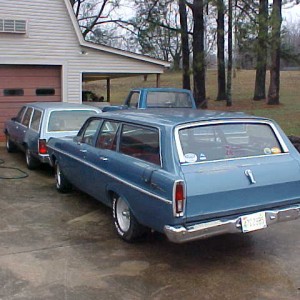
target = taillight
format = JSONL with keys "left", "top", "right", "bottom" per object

{"left": 39, "top": 139, "right": 47, "bottom": 154}
{"left": 173, "top": 181, "right": 185, "bottom": 216}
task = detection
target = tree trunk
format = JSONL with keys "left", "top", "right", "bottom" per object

{"left": 172, "top": 53, "right": 181, "bottom": 70}
{"left": 192, "top": 0, "right": 207, "bottom": 108}
{"left": 179, "top": 0, "right": 191, "bottom": 90}
{"left": 226, "top": 0, "right": 233, "bottom": 107}
{"left": 253, "top": 0, "right": 268, "bottom": 100}
{"left": 216, "top": 0, "right": 227, "bottom": 101}
{"left": 267, "top": 0, "right": 282, "bottom": 105}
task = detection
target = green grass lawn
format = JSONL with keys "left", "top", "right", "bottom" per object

{"left": 86, "top": 70, "right": 300, "bottom": 135}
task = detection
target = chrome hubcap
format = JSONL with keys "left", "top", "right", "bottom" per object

{"left": 25, "top": 150, "right": 30, "bottom": 164}
{"left": 56, "top": 165, "right": 61, "bottom": 187}
{"left": 116, "top": 197, "right": 130, "bottom": 232}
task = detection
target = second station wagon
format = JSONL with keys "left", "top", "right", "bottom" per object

{"left": 47, "top": 109, "right": 300, "bottom": 243}
{"left": 4, "top": 102, "right": 101, "bottom": 169}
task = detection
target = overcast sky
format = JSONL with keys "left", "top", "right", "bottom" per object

{"left": 283, "top": 3, "right": 300, "bottom": 25}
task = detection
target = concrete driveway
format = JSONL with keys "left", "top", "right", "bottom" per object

{"left": 0, "top": 146, "right": 299, "bottom": 300}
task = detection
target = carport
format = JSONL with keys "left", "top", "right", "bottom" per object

{"left": 82, "top": 73, "right": 162, "bottom": 103}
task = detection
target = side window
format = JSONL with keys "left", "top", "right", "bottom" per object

{"left": 21, "top": 107, "right": 33, "bottom": 127}
{"left": 120, "top": 124, "right": 160, "bottom": 165}
{"left": 96, "top": 121, "right": 119, "bottom": 150}
{"left": 30, "top": 110, "right": 42, "bottom": 131}
{"left": 81, "top": 119, "right": 102, "bottom": 145}
{"left": 15, "top": 106, "right": 26, "bottom": 123}
{"left": 126, "top": 92, "right": 140, "bottom": 108}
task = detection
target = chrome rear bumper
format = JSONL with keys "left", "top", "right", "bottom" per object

{"left": 38, "top": 154, "right": 51, "bottom": 164}
{"left": 164, "top": 204, "right": 300, "bottom": 243}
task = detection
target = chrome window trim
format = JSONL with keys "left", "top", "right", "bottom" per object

{"left": 21, "top": 106, "right": 34, "bottom": 128}
{"left": 180, "top": 153, "right": 290, "bottom": 166}
{"left": 119, "top": 122, "right": 163, "bottom": 168}
{"left": 48, "top": 145, "right": 171, "bottom": 205}
{"left": 29, "top": 108, "right": 43, "bottom": 133}
{"left": 174, "top": 119, "right": 289, "bottom": 164}
{"left": 15, "top": 106, "right": 27, "bottom": 124}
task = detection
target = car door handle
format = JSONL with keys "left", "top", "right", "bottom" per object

{"left": 80, "top": 149, "right": 87, "bottom": 153}
{"left": 99, "top": 156, "right": 108, "bottom": 161}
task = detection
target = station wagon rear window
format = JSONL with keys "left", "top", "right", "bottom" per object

{"left": 178, "top": 123, "right": 284, "bottom": 163}
{"left": 48, "top": 110, "right": 97, "bottom": 132}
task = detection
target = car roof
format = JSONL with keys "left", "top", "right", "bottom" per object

{"left": 131, "top": 87, "right": 192, "bottom": 93}
{"left": 100, "top": 109, "right": 270, "bottom": 128}
{"left": 25, "top": 102, "right": 101, "bottom": 111}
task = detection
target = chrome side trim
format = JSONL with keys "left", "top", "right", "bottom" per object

{"left": 164, "top": 204, "right": 300, "bottom": 243}
{"left": 180, "top": 153, "right": 289, "bottom": 166}
{"left": 174, "top": 119, "right": 289, "bottom": 164}
{"left": 47, "top": 145, "right": 172, "bottom": 205}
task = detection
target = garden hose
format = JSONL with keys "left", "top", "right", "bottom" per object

{"left": 0, "top": 158, "right": 28, "bottom": 179}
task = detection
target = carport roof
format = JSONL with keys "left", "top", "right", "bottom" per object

{"left": 83, "top": 72, "right": 152, "bottom": 82}
{"left": 64, "top": 0, "right": 170, "bottom": 69}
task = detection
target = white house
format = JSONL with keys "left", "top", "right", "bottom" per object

{"left": 0, "top": 0, "right": 169, "bottom": 141}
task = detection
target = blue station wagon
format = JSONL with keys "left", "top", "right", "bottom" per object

{"left": 47, "top": 109, "right": 300, "bottom": 243}
{"left": 4, "top": 102, "right": 101, "bottom": 169}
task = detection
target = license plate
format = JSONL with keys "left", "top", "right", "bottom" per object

{"left": 241, "top": 212, "right": 267, "bottom": 233}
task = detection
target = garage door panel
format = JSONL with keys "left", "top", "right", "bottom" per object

{"left": 0, "top": 65, "right": 61, "bottom": 141}
{"left": 0, "top": 66, "right": 61, "bottom": 77}
{"left": 0, "top": 77, "right": 61, "bottom": 89}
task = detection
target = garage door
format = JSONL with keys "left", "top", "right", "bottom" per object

{"left": 0, "top": 65, "right": 61, "bottom": 141}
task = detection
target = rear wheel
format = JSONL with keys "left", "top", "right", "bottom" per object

{"left": 112, "top": 196, "right": 148, "bottom": 242}
{"left": 25, "top": 148, "right": 40, "bottom": 170}
{"left": 5, "top": 134, "right": 17, "bottom": 153}
{"left": 55, "top": 162, "right": 72, "bottom": 193}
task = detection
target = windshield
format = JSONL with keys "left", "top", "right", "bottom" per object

{"left": 48, "top": 110, "right": 97, "bottom": 132}
{"left": 146, "top": 91, "right": 192, "bottom": 108}
{"left": 178, "top": 123, "right": 284, "bottom": 163}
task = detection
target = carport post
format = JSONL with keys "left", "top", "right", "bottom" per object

{"left": 107, "top": 78, "right": 111, "bottom": 102}
{"left": 156, "top": 74, "right": 161, "bottom": 87}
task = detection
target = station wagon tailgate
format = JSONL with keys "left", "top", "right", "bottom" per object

{"left": 181, "top": 155, "right": 300, "bottom": 223}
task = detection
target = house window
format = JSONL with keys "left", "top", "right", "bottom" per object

{"left": 3, "top": 89, "right": 24, "bottom": 96}
{"left": 0, "top": 19, "right": 26, "bottom": 33}
{"left": 36, "top": 88, "right": 55, "bottom": 96}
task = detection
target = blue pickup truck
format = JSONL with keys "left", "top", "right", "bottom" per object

{"left": 103, "top": 87, "right": 196, "bottom": 112}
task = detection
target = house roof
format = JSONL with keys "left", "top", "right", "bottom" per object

{"left": 63, "top": 0, "right": 170, "bottom": 68}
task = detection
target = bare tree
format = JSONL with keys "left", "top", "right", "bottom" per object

{"left": 179, "top": 0, "right": 191, "bottom": 90}
{"left": 189, "top": 0, "right": 207, "bottom": 108}
{"left": 226, "top": 0, "right": 233, "bottom": 107}
{"left": 70, "top": 0, "right": 122, "bottom": 40}
{"left": 253, "top": 0, "right": 268, "bottom": 100}
{"left": 267, "top": 0, "right": 282, "bottom": 105}
{"left": 216, "top": 0, "right": 227, "bottom": 100}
